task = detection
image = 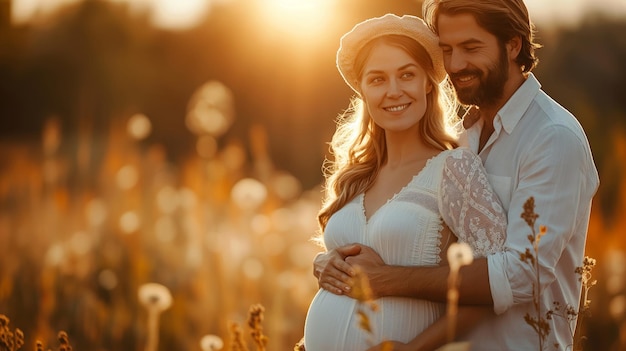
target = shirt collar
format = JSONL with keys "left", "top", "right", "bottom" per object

{"left": 496, "top": 73, "right": 541, "bottom": 134}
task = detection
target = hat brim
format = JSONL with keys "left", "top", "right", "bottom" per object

{"left": 336, "top": 13, "right": 446, "bottom": 94}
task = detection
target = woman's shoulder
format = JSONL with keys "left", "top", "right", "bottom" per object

{"left": 441, "top": 147, "right": 480, "bottom": 162}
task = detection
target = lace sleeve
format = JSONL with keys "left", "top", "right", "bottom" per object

{"left": 439, "top": 148, "right": 507, "bottom": 257}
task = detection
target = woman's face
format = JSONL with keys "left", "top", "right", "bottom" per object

{"left": 359, "top": 41, "right": 431, "bottom": 134}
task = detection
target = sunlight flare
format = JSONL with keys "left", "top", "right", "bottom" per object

{"left": 255, "top": 0, "right": 336, "bottom": 40}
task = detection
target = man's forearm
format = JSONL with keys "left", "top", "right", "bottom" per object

{"left": 375, "top": 258, "right": 493, "bottom": 305}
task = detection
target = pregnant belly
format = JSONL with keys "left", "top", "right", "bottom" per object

{"left": 304, "top": 289, "right": 444, "bottom": 351}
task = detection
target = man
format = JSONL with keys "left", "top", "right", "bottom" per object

{"left": 313, "top": 0, "right": 599, "bottom": 350}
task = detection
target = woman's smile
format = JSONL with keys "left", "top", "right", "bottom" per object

{"left": 384, "top": 103, "right": 411, "bottom": 112}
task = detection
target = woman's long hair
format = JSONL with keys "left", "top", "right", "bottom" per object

{"left": 317, "top": 35, "right": 460, "bottom": 235}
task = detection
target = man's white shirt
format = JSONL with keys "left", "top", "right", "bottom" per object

{"left": 461, "top": 73, "right": 599, "bottom": 350}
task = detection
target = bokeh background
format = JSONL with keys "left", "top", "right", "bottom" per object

{"left": 1, "top": 0, "right": 625, "bottom": 350}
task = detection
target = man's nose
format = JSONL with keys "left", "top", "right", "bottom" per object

{"left": 447, "top": 50, "right": 467, "bottom": 73}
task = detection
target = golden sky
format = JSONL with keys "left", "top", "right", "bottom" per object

{"left": 11, "top": 0, "right": 626, "bottom": 31}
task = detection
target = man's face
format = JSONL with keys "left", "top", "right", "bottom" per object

{"left": 437, "top": 13, "right": 509, "bottom": 107}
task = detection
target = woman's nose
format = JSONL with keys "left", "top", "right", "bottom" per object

{"left": 386, "top": 79, "right": 402, "bottom": 98}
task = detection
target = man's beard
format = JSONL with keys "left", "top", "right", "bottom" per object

{"left": 450, "top": 45, "right": 509, "bottom": 107}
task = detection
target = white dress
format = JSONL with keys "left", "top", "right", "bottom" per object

{"left": 304, "top": 148, "right": 507, "bottom": 351}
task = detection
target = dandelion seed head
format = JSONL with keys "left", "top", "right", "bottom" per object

{"left": 127, "top": 113, "right": 152, "bottom": 140}
{"left": 447, "top": 242, "right": 474, "bottom": 272}
{"left": 116, "top": 165, "right": 139, "bottom": 190}
{"left": 231, "top": 178, "right": 267, "bottom": 211}
{"left": 119, "top": 211, "right": 141, "bottom": 234}
{"left": 138, "top": 283, "right": 173, "bottom": 312}
{"left": 186, "top": 80, "right": 235, "bottom": 137}
{"left": 200, "top": 334, "right": 224, "bottom": 351}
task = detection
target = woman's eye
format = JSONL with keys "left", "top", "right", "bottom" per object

{"left": 401, "top": 72, "right": 415, "bottom": 79}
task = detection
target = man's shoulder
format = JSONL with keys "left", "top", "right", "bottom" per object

{"left": 526, "top": 89, "right": 587, "bottom": 136}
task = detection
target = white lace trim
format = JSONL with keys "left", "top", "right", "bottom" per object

{"left": 439, "top": 148, "right": 507, "bottom": 257}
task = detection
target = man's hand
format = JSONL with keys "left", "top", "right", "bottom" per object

{"left": 345, "top": 245, "right": 387, "bottom": 298}
{"left": 313, "top": 244, "right": 361, "bottom": 295}
{"left": 366, "top": 341, "right": 411, "bottom": 351}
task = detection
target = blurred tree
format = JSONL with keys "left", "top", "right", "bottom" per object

{"left": 536, "top": 16, "right": 626, "bottom": 224}
{"left": 0, "top": 0, "right": 422, "bottom": 190}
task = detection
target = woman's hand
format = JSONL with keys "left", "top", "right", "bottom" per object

{"left": 313, "top": 244, "right": 361, "bottom": 295}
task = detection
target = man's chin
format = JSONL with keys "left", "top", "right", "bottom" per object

{"left": 452, "top": 84, "right": 476, "bottom": 103}
{"left": 455, "top": 90, "right": 481, "bottom": 106}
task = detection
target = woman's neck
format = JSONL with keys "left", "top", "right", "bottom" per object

{"left": 384, "top": 132, "right": 438, "bottom": 169}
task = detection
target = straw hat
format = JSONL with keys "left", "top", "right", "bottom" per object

{"left": 336, "top": 13, "right": 446, "bottom": 94}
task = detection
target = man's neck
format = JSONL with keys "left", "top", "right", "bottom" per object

{"left": 478, "top": 72, "right": 527, "bottom": 129}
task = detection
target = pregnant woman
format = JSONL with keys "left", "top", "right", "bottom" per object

{"left": 303, "top": 14, "right": 507, "bottom": 350}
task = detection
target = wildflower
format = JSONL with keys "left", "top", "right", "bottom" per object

{"left": 351, "top": 265, "right": 379, "bottom": 347}
{"left": 521, "top": 196, "right": 539, "bottom": 227}
{"left": 229, "top": 322, "right": 249, "bottom": 351}
{"left": 58, "top": 331, "right": 73, "bottom": 351}
{"left": 350, "top": 265, "right": 375, "bottom": 304}
{"left": 0, "top": 314, "right": 24, "bottom": 351}
{"left": 200, "top": 334, "right": 224, "bottom": 351}
{"left": 534, "top": 225, "right": 547, "bottom": 252}
{"left": 576, "top": 256, "right": 598, "bottom": 313}
{"left": 520, "top": 197, "right": 551, "bottom": 349}
{"left": 247, "top": 304, "right": 268, "bottom": 351}
{"left": 293, "top": 337, "right": 305, "bottom": 351}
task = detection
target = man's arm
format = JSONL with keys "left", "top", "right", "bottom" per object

{"left": 344, "top": 246, "right": 493, "bottom": 305}
{"left": 365, "top": 306, "right": 493, "bottom": 351}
